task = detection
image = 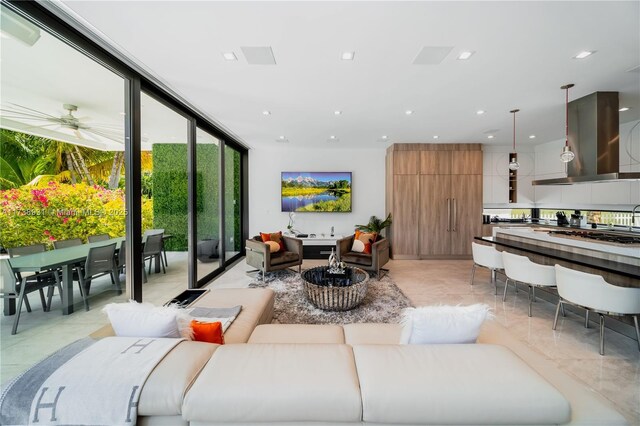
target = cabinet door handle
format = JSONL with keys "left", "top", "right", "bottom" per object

{"left": 452, "top": 198, "right": 457, "bottom": 232}
{"left": 446, "top": 198, "right": 451, "bottom": 232}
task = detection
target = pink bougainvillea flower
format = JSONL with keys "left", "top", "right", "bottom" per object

{"left": 49, "top": 236, "right": 55, "bottom": 241}
{"left": 62, "top": 217, "right": 69, "bottom": 224}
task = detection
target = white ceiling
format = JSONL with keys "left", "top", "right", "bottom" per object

{"left": 29, "top": 2, "right": 640, "bottom": 149}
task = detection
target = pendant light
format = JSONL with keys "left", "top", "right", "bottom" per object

{"left": 508, "top": 109, "right": 520, "bottom": 170}
{"left": 560, "top": 83, "right": 575, "bottom": 163}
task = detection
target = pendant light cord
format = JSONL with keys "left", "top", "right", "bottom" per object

{"left": 513, "top": 111, "right": 516, "bottom": 151}
{"left": 565, "top": 86, "right": 569, "bottom": 147}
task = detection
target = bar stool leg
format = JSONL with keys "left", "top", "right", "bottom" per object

{"left": 585, "top": 309, "right": 590, "bottom": 328}
{"left": 553, "top": 300, "right": 563, "bottom": 330}
{"left": 469, "top": 264, "right": 476, "bottom": 286}
{"left": 502, "top": 278, "right": 509, "bottom": 301}
{"left": 633, "top": 315, "right": 640, "bottom": 352}
{"left": 599, "top": 314, "right": 605, "bottom": 356}
{"left": 528, "top": 285, "right": 533, "bottom": 317}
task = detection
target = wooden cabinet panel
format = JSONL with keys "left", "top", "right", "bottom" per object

{"left": 450, "top": 175, "right": 482, "bottom": 255}
{"left": 393, "top": 151, "right": 419, "bottom": 175}
{"left": 451, "top": 150, "right": 483, "bottom": 175}
{"left": 419, "top": 175, "right": 451, "bottom": 255}
{"left": 419, "top": 151, "right": 451, "bottom": 175}
{"left": 391, "top": 175, "right": 419, "bottom": 256}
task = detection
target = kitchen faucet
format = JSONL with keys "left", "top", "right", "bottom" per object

{"left": 631, "top": 205, "right": 640, "bottom": 231}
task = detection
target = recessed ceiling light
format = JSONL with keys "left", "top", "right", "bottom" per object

{"left": 119, "top": 112, "right": 126, "bottom": 116}
{"left": 405, "top": 110, "right": 414, "bottom": 115}
{"left": 276, "top": 136, "right": 289, "bottom": 143}
{"left": 573, "top": 51, "right": 594, "bottom": 59}
{"left": 222, "top": 52, "right": 237, "bottom": 61}
{"left": 329, "top": 135, "right": 337, "bottom": 140}
{"left": 529, "top": 135, "right": 536, "bottom": 139}
{"left": 341, "top": 51, "right": 355, "bottom": 61}
{"left": 262, "top": 110, "right": 271, "bottom": 115}
{"left": 457, "top": 51, "right": 474, "bottom": 60}
{"left": 381, "top": 135, "right": 388, "bottom": 140}
{"left": 278, "top": 135, "right": 286, "bottom": 140}
{"left": 487, "top": 135, "right": 494, "bottom": 139}
{"left": 476, "top": 110, "right": 485, "bottom": 115}
{"left": 619, "top": 107, "right": 630, "bottom": 112}
{"left": 334, "top": 110, "right": 342, "bottom": 115}
{"left": 433, "top": 135, "right": 439, "bottom": 139}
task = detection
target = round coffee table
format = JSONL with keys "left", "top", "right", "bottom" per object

{"left": 302, "top": 266, "right": 369, "bottom": 311}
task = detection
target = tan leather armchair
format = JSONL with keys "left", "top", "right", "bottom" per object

{"left": 245, "top": 235, "right": 303, "bottom": 280}
{"left": 336, "top": 235, "right": 389, "bottom": 277}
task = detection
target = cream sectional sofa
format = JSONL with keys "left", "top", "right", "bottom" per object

{"left": 133, "top": 288, "right": 628, "bottom": 426}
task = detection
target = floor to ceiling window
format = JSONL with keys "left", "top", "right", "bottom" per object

{"left": 196, "top": 128, "right": 221, "bottom": 281}
{"left": 224, "top": 145, "right": 242, "bottom": 262}
{"left": 0, "top": 1, "right": 247, "bottom": 385}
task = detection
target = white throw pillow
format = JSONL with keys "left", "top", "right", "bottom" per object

{"left": 351, "top": 239, "right": 365, "bottom": 253}
{"left": 399, "top": 304, "right": 491, "bottom": 344}
{"left": 103, "top": 301, "right": 193, "bottom": 339}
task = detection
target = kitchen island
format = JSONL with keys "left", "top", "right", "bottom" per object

{"left": 478, "top": 227, "right": 639, "bottom": 283}
{"left": 475, "top": 227, "right": 640, "bottom": 336}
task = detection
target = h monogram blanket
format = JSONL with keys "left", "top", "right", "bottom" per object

{"left": 1, "top": 336, "right": 182, "bottom": 426}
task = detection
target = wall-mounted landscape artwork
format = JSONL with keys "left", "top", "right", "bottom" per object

{"left": 281, "top": 172, "right": 352, "bottom": 212}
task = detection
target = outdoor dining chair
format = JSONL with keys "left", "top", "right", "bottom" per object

{"left": 53, "top": 238, "right": 83, "bottom": 249}
{"left": 116, "top": 240, "right": 147, "bottom": 283}
{"left": 7, "top": 244, "right": 63, "bottom": 335}
{"left": 75, "top": 243, "right": 120, "bottom": 311}
{"left": 143, "top": 233, "right": 166, "bottom": 275}
{"left": 88, "top": 234, "right": 110, "bottom": 243}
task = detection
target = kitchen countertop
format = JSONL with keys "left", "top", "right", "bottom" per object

{"left": 493, "top": 227, "right": 640, "bottom": 259}
{"left": 488, "top": 220, "right": 640, "bottom": 236}
{"left": 474, "top": 229, "right": 640, "bottom": 281}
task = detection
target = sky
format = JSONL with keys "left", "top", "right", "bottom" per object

{"left": 281, "top": 172, "right": 351, "bottom": 183}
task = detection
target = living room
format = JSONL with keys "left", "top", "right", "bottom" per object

{"left": 1, "top": 1, "right": 639, "bottom": 425}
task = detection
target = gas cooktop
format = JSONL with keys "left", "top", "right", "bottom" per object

{"left": 549, "top": 230, "right": 640, "bottom": 245}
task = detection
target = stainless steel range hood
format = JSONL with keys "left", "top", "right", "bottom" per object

{"left": 532, "top": 91, "right": 640, "bottom": 185}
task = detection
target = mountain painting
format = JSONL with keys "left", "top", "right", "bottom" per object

{"left": 281, "top": 172, "right": 352, "bottom": 212}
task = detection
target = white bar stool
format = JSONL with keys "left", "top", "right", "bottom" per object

{"left": 502, "top": 251, "right": 559, "bottom": 317}
{"left": 554, "top": 265, "right": 640, "bottom": 355}
{"left": 470, "top": 242, "right": 504, "bottom": 295}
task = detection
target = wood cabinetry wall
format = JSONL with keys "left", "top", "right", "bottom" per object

{"left": 385, "top": 144, "right": 483, "bottom": 259}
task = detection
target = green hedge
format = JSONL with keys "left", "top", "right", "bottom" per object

{"left": 152, "top": 144, "right": 219, "bottom": 251}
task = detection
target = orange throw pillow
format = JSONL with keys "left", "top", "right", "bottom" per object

{"left": 354, "top": 230, "right": 377, "bottom": 254}
{"left": 260, "top": 231, "right": 286, "bottom": 252}
{"left": 191, "top": 320, "right": 224, "bottom": 344}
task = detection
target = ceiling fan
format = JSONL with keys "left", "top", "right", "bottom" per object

{"left": 0, "top": 102, "right": 124, "bottom": 144}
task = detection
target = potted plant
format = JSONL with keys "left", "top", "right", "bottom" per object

{"left": 355, "top": 213, "right": 392, "bottom": 238}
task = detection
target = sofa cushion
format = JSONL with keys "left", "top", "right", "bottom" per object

{"left": 341, "top": 252, "right": 372, "bottom": 266}
{"left": 270, "top": 250, "right": 299, "bottom": 266}
{"left": 190, "top": 289, "right": 274, "bottom": 343}
{"left": 260, "top": 231, "right": 285, "bottom": 252}
{"left": 248, "top": 324, "right": 345, "bottom": 344}
{"left": 478, "top": 321, "right": 628, "bottom": 426}
{"left": 183, "top": 344, "right": 362, "bottom": 423}
{"left": 138, "top": 341, "right": 218, "bottom": 416}
{"left": 343, "top": 323, "right": 402, "bottom": 345}
{"left": 352, "top": 344, "right": 571, "bottom": 425}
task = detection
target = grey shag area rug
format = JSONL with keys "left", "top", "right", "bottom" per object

{"left": 248, "top": 270, "right": 412, "bottom": 324}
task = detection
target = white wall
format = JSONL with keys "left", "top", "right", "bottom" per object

{"left": 248, "top": 146, "right": 385, "bottom": 237}
{"left": 483, "top": 120, "right": 640, "bottom": 210}
{"left": 482, "top": 145, "right": 536, "bottom": 208}
{"left": 533, "top": 120, "right": 640, "bottom": 209}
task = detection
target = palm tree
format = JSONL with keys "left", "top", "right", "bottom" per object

{"left": 0, "top": 129, "right": 125, "bottom": 189}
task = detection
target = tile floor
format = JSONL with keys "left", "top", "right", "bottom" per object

{"left": 1, "top": 257, "right": 638, "bottom": 424}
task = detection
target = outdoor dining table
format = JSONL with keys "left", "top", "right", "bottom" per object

{"left": 5, "top": 237, "right": 125, "bottom": 315}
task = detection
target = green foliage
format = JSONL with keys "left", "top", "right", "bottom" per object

{"left": 0, "top": 129, "right": 59, "bottom": 189}
{"left": 355, "top": 213, "right": 393, "bottom": 234}
{"left": 0, "top": 182, "right": 153, "bottom": 249}
{"left": 296, "top": 193, "right": 352, "bottom": 212}
{"left": 153, "top": 144, "right": 219, "bottom": 251}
